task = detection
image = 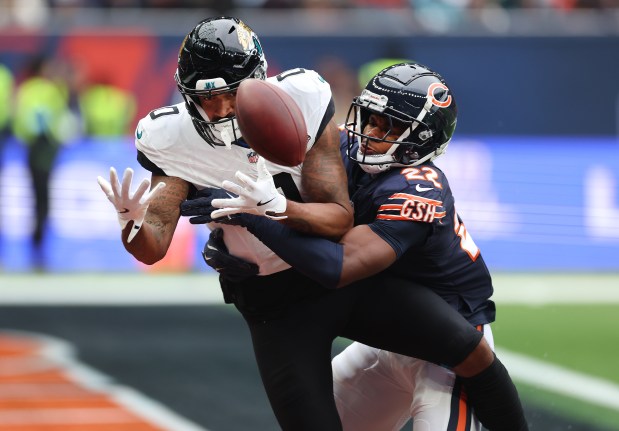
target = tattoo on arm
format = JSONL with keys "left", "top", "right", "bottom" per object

{"left": 302, "top": 122, "right": 350, "bottom": 208}
{"left": 145, "top": 176, "right": 189, "bottom": 247}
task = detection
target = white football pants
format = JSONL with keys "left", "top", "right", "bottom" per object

{"left": 333, "top": 325, "right": 494, "bottom": 431}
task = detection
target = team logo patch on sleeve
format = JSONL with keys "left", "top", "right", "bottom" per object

{"left": 377, "top": 192, "right": 445, "bottom": 223}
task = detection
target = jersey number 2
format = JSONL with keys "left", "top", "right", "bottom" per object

{"left": 454, "top": 212, "right": 480, "bottom": 261}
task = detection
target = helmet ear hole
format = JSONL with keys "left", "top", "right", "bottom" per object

{"left": 418, "top": 130, "right": 433, "bottom": 142}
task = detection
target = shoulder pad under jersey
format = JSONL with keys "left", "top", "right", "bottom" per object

{"left": 267, "top": 68, "right": 332, "bottom": 152}
{"left": 134, "top": 103, "right": 189, "bottom": 155}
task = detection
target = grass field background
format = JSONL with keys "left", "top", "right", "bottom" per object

{"left": 492, "top": 304, "right": 619, "bottom": 430}
{"left": 0, "top": 272, "right": 617, "bottom": 430}
{"left": 491, "top": 273, "right": 619, "bottom": 430}
{"left": 494, "top": 304, "right": 619, "bottom": 385}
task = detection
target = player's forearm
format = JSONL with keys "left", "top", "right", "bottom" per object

{"left": 241, "top": 215, "right": 343, "bottom": 288}
{"left": 298, "top": 121, "right": 353, "bottom": 239}
{"left": 282, "top": 200, "right": 353, "bottom": 240}
{"left": 121, "top": 220, "right": 172, "bottom": 265}
{"left": 242, "top": 216, "right": 397, "bottom": 288}
{"left": 123, "top": 175, "right": 186, "bottom": 264}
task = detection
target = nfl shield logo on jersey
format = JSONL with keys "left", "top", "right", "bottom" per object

{"left": 247, "top": 151, "right": 260, "bottom": 164}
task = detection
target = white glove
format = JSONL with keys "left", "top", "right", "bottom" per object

{"left": 97, "top": 167, "right": 166, "bottom": 243}
{"left": 211, "top": 157, "right": 287, "bottom": 220}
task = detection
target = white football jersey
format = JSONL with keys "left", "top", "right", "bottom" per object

{"left": 135, "top": 68, "right": 333, "bottom": 275}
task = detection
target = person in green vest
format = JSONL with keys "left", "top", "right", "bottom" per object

{"left": 12, "top": 55, "right": 72, "bottom": 269}
{"left": 78, "top": 74, "right": 136, "bottom": 138}
{"left": 0, "top": 64, "right": 13, "bottom": 138}
{"left": 0, "top": 63, "right": 15, "bottom": 256}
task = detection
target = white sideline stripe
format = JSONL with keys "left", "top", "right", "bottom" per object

{"left": 492, "top": 273, "right": 619, "bottom": 305}
{"left": 2, "top": 276, "right": 618, "bottom": 417}
{"left": 0, "top": 330, "right": 210, "bottom": 431}
{"left": 0, "top": 272, "right": 618, "bottom": 305}
{"left": 0, "top": 274, "right": 225, "bottom": 305}
{"left": 496, "top": 347, "right": 619, "bottom": 411}
{"left": 50, "top": 334, "right": 211, "bottom": 431}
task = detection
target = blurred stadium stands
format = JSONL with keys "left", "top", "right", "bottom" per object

{"left": 0, "top": 4, "right": 618, "bottom": 272}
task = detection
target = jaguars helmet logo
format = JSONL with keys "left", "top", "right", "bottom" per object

{"left": 236, "top": 22, "right": 253, "bottom": 52}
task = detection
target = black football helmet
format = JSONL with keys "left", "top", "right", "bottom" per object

{"left": 175, "top": 17, "right": 267, "bottom": 147}
{"left": 345, "top": 62, "right": 457, "bottom": 174}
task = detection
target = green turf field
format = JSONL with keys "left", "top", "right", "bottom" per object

{"left": 493, "top": 303, "right": 619, "bottom": 430}
{"left": 2, "top": 272, "right": 618, "bottom": 430}
{"left": 493, "top": 304, "right": 619, "bottom": 384}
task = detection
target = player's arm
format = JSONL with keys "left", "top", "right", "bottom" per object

{"left": 123, "top": 174, "right": 189, "bottom": 264}
{"left": 282, "top": 120, "right": 353, "bottom": 239}
{"left": 335, "top": 225, "right": 397, "bottom": 286}
{"left": 215, "top": 214, "right": 427, "bottom": 288}
{"left": 99, "top": 166, "right": 189, "bottom": 265}
{"left": 209, "top": 121, "right": 353, "bottom": 240}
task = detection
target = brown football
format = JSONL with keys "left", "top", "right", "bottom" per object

{"left": 235, "top": 79, "right": 307, "bottom": 167}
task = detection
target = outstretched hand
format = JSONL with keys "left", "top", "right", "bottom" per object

{"left": 211, "top": 157, "right": 287, "bottom": 220}
{"left": 203, "top": 228, "right": 259, "bottom": 282}
{"left": 97, "top": 167, "right": 166, "bottom": 243}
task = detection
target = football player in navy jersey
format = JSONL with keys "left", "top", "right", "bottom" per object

{"left": 98, "top": 15, "right": 526, "bottom": 430}
{"left": 197, "top": 62, "right": 528, "bottom": 431}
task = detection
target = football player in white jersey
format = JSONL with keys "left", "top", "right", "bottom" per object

{"left": 99, "top": 17, "right": 525, "bottom": 431}
{"left": 131, "top": 67, "right": 345, "bottom": 274}
{"left": 98, "top": 16, "right": 355, "bottom": 430}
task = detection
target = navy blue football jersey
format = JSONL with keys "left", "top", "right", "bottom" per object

{"left": 340, "top": 131, "right": 495, "bottom": 325}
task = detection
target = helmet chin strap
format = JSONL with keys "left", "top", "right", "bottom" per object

{"left": 193, "top": 102, "right": 235, "bottom": 149}
{"left": 410, "top": 139, "right": 451, "bottom": 166}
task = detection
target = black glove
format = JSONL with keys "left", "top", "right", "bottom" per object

{"left": 202, "top": 228, "right": 259, "bottom": 282}
{"left": 180, "top": 187, "right": 238, "bottom": 225}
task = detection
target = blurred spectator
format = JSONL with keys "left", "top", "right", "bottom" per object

{"left": 411, "top": 0, "right": 472, "bottom": 32}
{"left": 353, "top": 0, "right": 408, "bottom": 7}
{"left": 0, "top": 63, "right": 14, "bottom": 264}
{"left": 12, "top": 55, "right": 76, "bottom": 270}
{"left": 2, "top": 0, "right": 50, "bottom": 28}
{"left": 262, "top": 0, "right": 299, "bottom": 7}
{"left": 302, "top": 0, "right": 352, "bottom": 7}
{"left": 78, "top": 74, "right": 137, "bottom": 138}
{"left": 0, "top": 63, "right": 12, "bottom": 143}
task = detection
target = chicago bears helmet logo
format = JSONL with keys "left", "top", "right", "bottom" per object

{"left": 427, "top": 83, "right": 452, "bottom": 108}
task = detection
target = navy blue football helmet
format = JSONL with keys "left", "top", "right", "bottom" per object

{"left": 175, "top": 17, "right": 267, "bottom": 147}
{"left": 345, "top": 62, "right": 457, "bottom": 174}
